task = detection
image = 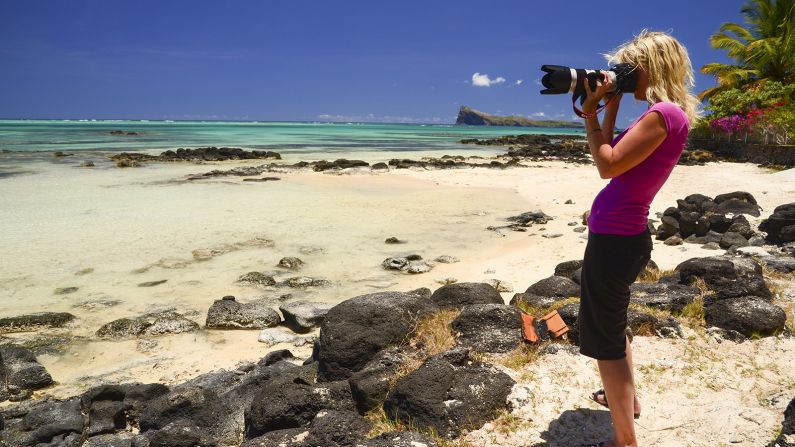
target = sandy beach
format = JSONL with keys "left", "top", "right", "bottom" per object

{"left": 1, "top": 150, "right": 793, "bottom": 446}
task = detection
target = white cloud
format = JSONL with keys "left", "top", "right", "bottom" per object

{"left": 515, "top": 79, "right": 523, "bottom": 85}
{"left": 531, "top": 112, "right": 546, "bottom": 118}
{"left": 472, "top": 72, "right": 506, "bottom": 87}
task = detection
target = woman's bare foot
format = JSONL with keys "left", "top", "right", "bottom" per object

{"left": 592, "top": 389, "right": 642, "bottom": 417}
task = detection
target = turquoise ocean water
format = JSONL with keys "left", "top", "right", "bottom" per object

{"left": 0, "top": 120, "right": 582, "bottom": 155}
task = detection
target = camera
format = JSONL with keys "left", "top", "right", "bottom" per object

{"left": 539, "top": 63, "right": 638, "bottom": 103}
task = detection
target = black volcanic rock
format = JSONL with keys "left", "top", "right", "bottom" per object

{"left": 676, "top": 256, "right": 771, "bottom": 300}
{"left": 704, "top": 296, "right": 786, "bottom": 337}
{"left": 383, "top": 348, "right": 514, "bottom": 438}
{"left": 317, "top": 291, "right": 438, "bottom": 381}
{"left": 430, "top": 282, "right": 503, "bottom": 310}
{"left": 450, "top": 304, "right": 523, "bottom": 353}
{"left": 759, "top": 202, "right": 795, "bottom": 244}
{"left": 111, "top": 147, "right": 281, "bottom": 164}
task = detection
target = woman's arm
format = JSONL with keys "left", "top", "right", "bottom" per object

{"left": 582, "top": 73, "right": 667, "bottom": 179}
{"left": 600, "top": 93, "right": 621, "bottom": 142}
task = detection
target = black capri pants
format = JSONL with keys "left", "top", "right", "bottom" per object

{"left": 578, "top": 227, "right": 653, "bottom": 360}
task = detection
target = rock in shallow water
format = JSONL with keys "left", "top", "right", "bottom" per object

{"left": 137, "top": 279, "right": 167, "bottom": 287}
{"left": 434, "top": 255, "right": 459, "bottom": 263}
{"left": 382, "top": 257, "right": 435, "bottom": 274}
{"left": 206, "top": 296, "right": 281, "bottom": 329}
{"left": 279, "top": 300, "right": 334, "bottom": 333}
{"left": 54, "top": 286, "right": 79, "bottom": 295}
{"left": 281, "top": 276, "right": 332, "bottom": 288}
{"left": 96, "top": 311, "right": 199, "bottom": 339}
{"left": 237, "top": 272, "right": 277, "bottom": 286}
{"left": 277, "top": 256, "right": 305, "bottom": 270}
{"left": 0, "top": 312, "right": 76, "bottom": 333}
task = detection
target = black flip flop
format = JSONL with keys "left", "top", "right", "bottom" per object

{"left": 591, "top": 388, "right": 641, "bottom": 419}
{"left": 583, "top": 443, "right": 608, "bottom": 447}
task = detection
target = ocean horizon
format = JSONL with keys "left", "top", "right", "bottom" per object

{"left": 0, "top": 119, "right": 584, "bottom": 155}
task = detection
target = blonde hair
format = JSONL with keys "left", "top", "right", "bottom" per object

{"left": 605, "top": 30, "right": 701, "bottom": 126}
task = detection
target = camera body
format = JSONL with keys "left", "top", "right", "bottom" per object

{"left": 539, "top": 63, "right": 638, "bottom": 102}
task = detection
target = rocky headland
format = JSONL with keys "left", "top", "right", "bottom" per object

{"left": 455, "top": 107, "right": 581, "bottom": 128}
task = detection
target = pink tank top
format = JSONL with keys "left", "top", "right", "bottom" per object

{"left": 587, "top": 101, "right": 690, "bottom": 235}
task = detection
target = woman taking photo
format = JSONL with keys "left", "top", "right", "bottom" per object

{"left": 578, "top": 30, "right": 700, "bottom": 447}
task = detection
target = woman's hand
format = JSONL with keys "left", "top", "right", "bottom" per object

{"left": 582, "top": 70, "right": 615, "bottom": 113}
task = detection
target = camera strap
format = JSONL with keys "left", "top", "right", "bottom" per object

{"left": 571, "top": 93, "right": 621, "bottom": 119}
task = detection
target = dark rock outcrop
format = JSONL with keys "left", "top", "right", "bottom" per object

{"left": 0, "top": 347, "right": 53, "bottom": 401}
{"left": 704, "top": 296, "right": 786, "bottom": 337}
{"left": 524, "top": 275, "right": 580, "bottom": 298}
{"left": 244, "top": 364, "right": 355, "bottom": 438}
{"left": 383, "top": 348, "right": 514, "bottom": 438}
{"left": 140, "top": 386, "right": 238, "bottom": 444}
{"left": 312, "top": 159, "right": 369, "bottom": 171}
{"left": 317, "top": 291, "right": 438, "bottom": 381}
{"left": 759, "top": 256, "right": 795, "bottom": 274}
{"left": 450, "top": 304, "right": 523, "bottom": 353}
{"left": 554, "top": 260, "right": 583, "bottom": 283}
{"left": 347, "top": 347, "right": 408, "bottom": 414}
{"left": 676, "top": 256, "right": 771, "bottom": 300}
{"left": 655, "top": 192, "right": 762, "bottom": 244}
{"left": 302, "top": 409, "right": 371, "bottom": 447}
{"left": 111, "top": 147, "right": 282, "bottom": 164}
{"left": 1, "top": 397, "right": 84, "bottom": 446}
{"left": 430, "top": 282, "right": 503, "bottom": 310}
{"left": 629, "top": 282, "right": 701, "bottom": 312}
{"left": 760, "top": 203, "right": 795, "bottom": 244}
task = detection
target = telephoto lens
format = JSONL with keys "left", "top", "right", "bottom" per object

{"left": 540, "top": 63, "right": 638, "bottom": 101}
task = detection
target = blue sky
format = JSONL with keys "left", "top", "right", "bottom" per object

{"left": 0, "top": 0, "right": 746, "bottom": 124}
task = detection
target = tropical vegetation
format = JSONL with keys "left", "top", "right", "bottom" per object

{"left": 698, "top": 0, "right": 795, "bottom": 144}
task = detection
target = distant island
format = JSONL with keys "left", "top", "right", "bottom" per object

{"left": 455, "top": 106, "right": 582, "bottom": 128}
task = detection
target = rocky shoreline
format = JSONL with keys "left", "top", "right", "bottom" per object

{"left": 60, "top": 131, "right": 786, "bottom": 178}
{"left": 2, "top": 189, "right": 793, "bottom": 447}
